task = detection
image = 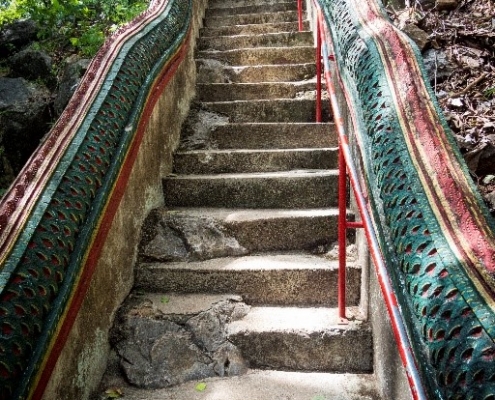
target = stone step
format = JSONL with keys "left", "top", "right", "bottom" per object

{"left": 197, "top": 61, "right": 316, "bottom": 84}
{"left": 173, "top": 148, "right": 337, "bottom": 174}
{"left": 140, "top": 207, "right": 342, "bottom": 256}
{"left": 198, "top": 31, "right": 313, "bottom": 51}
{"left": 197, "top": 81, "right": 317, "bottom": 102}
{"left": 116, "top": 370, "right": 379, "bottom": 400}
{"left": 204, "top": 11, "right": 299, "bottom": 27}
{"left": 209, "top": 0, "right": 300, "bottom": 9}
{"left": 206, "top": 2, "right": 297, "bottom": 17}
{"left": 208, "top": 123, "right": 338, "bottom": 149}
{"left": 163, "top": 170, "right": 338, "bottom": 209}
{"left": 202, "top": 98, "right": 331, "bottom": 123}
{"left": 197, "top": 46, "right": 314, "bottom": 67}
{"left": 228, "top": 306, "right": 373, "bottom": 372}
{"left": 201, "top": 21, "right": 308, "bottom": 36}
{"left": 136, "top": 254, "right": 361, "bottom": 307}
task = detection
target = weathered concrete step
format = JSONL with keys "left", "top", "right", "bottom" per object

{"left": 202, "top": 98, "right": 331, "bottom": 123}
{"left": 204, "top": 11, "right": 299, "bottom": 27}
{"left": 197, "top": 81, "right": 316, "bottom": 102}
{"left": 173, "top": 148, "right": 337, "bottom": 174}
{"left": 197, "top": 61, "right": 315, "bottom": 84}
{"left": 163, "top": 170, "right": 338, "bottom": 208}
{"left": 209, "top": 123, "right": 338, "bottom": 149}
{"left": 209, "top": 0, "right": 300, "bottom": 9}
{"left": 201, "top": 21, "right": 307, "bottom": 37}
{"left": 117, "top": 370, "right": 380, "bottom": 400}
{"left": 206, "top": 2, "right": 297, "bottom": 17}
{"left": 146, "top": 207, "right": 341, "bottom": 253}
{"left": 199, "top": 31, "right": 313, "bottom": 51}
{"left": 136, "top": 254, "right": 360, "bottom": 307}
{"left": 197, "top": 46, "right": 314, "bottom": 67}
{"left": 228, "top": 306, "right": 373, "bottom": 372}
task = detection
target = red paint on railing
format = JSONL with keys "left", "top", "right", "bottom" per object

{"left": 312, "top": 4, "right": 428, "bottom": 399}
{"left": 297, "top": 0, "right": 303, "bottom": 31}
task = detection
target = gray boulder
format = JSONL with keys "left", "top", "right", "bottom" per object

{"left": 0, "top": 20, "right": 38, "bottom": 56}
{"left": 9, "top": 49, "right": 54, "bottom": 85}
{"left": 0, "top": 77, "right": 51, "bottom": 188}
{"left": 54, "top": 56, "right": 90, "bottom": 116}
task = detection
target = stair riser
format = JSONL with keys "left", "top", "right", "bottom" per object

{"left": 163, "top": 173, "right": 338, "bottom": 208}
{"left": 199, "top": 32, "right": 313, "bottom": 51}
{"left": 201, "top": 21, "right": 307, "bottom": 36}
{"left": 197, "top": 47, "right": 314, "bottom": 67}
{"left": 209, "top": 123, "right": 338, "bottom": 149}
{"left": 203, "top": 100, "right": 331, "bottom": 123}
{"left": 135, "top": 267, "right": 361, "bottom": 307}
{"left": 209, "top": 0, "right": 299, "bottom": 9}
{"left": 197, "top": 63, "right": 316, "bottom": 84}
{"left": 228, "top": 329, "right": 373, "bottom": 373}
{"left": 206, "top": 3, "right": 297, "bottom": 17}
{"left": 197, "top": 82, "right": 316, "bottom": 102}
{"left": 204, "top": 11, "right": 298, "bottom": 27}
{"left": 173, "top": 150, "right": 337, "bottom": 174}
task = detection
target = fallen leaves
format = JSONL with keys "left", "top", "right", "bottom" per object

{"left": 389, "top": 0, "right": 495, "bottom": 213}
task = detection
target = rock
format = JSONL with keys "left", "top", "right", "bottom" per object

{"left": 139, "top": 209, "right": 248, "bottom": 262}
{"left": 179, "top": 105, "right": 229, "bottom": 150}
{"left": 422, "top": 48, "right": 456, "bottom": 83}
{"left": 435, "top": 0, "right": 458, "bottom": 11}
{"left": 54, "top": 56, "right": 90, "bottom": 115}
{"left": 0, "top": 77, "right": 51, "bottom": 188}
{"left": 111, "top": 294, "right": 249, "bottom": 389}
{"left": 0, "top": 20, "right": 38, "bottom": 57}
{"left": 464, "top": 136, "right": 495, "bottom": 176}
{"left": 402, "top": 24, "right": 430, "bottom": 51}
{"left": 116, "top": 318, "right": 213, "bottom": 388}
{"left": 8, "top": 49, "right": 54, "bottom": 85}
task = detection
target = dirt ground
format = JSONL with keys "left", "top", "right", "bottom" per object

{"left": 388, "top": 0, "right": 495, "bottom": 215}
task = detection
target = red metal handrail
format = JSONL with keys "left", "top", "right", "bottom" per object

{"left": 297, "top": 1, "right": 428, "bottom": 399}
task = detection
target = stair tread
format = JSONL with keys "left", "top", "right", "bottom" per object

{"left": 200, "top": 30, "right": 312, "bottom": 40}
{"left": 159, "top": 207, "right": 340, "bottom": 218}
{"left": 165, "top": 169, "right": 338, "bottom": 179}
{"left": 119, "top": 369, "right": 380, "bottom": 400}
{"left": 140, "top": 253, "right": 347, "bottom": 270}
{"left": 175, "top": 148, "right": 337, "bottom": 155}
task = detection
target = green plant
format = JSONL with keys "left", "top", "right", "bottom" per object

{"left": 0, "top": 0, "right": 149, "bottom": 58}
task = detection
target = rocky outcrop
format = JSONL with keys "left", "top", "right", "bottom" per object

{"left": 0, "top": 77, "right": 51, "bottom": 189}
{"left": 109, "top": 294, "right": 249, "bottom": 389}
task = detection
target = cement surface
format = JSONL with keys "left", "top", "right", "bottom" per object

{"left": 208, "top": 122, "right": 338, "bottom": 149}
{"left": 116, "top": 370, "right": 380, "bottom": 400}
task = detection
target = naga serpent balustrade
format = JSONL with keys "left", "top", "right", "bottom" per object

{"left": 314, "top": 0, "right": 495, "bottom": 398}
{"left": 0, "top": 0, "right": 192, "bottom": 398}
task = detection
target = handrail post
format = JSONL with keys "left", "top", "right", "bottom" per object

{"left": 316, "top": 14, "right": 322, "bottom": 123}
{"left": 297, "top": 0, "right": 303, "bottom": 31}
{"left": 338, "top": 144, "right": 347, "bottom": 320}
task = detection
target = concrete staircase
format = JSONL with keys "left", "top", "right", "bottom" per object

{"left": 98, "top": 0, "right": 379, "bottom": 398}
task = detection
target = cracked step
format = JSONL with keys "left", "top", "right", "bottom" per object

{"left": 197, "top": 46, "right": 314, "bottom": 67}
{"left": 118, "top": 370, "right": 380, "bottom": 400}
{"left": 196, "top": 81, "right": 317, "bottom": 102}
{"left": 228, "top": 306, "right": 373, "bottom": 372}
{"left": 199, "top": 31, "right": 313, "bottom": 51}
{"left": 207, "top": 123, "right": 338, "bottom": 149}
{"left": 201, "top": 98, "right": 331, "bottom": 123}
{"left": 201, "top": 21, "right": 308, "bottom": 36}
{"left": 173, "top": 148, "right": 338, "bottom": 174}
{"left": 197, "top": 61, "right": 316, "bottom": 84}
{"left": 149, "top": 207, "right": 341, "bottom": 252}
{"left": 204, "top": 11, "right": 300, "bottom": 27}
{"left": 206, "top": 2, "right": 298, "bottom": 17}
{"left": 163, "top": 170, "right": 339, "bottom": 209}
{"left": 136, "top": 254, "right": 361, "bottom": 307}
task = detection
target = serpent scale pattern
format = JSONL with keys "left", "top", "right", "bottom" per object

{"left": 0, "top": 0, "right": 191, "bottom": 398}
{"left": 319, "top": 0, "right": 495, "bottom": 398}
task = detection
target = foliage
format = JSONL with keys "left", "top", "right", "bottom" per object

{"left": 0, "top": 0, "right": 149, "bottom": 56}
